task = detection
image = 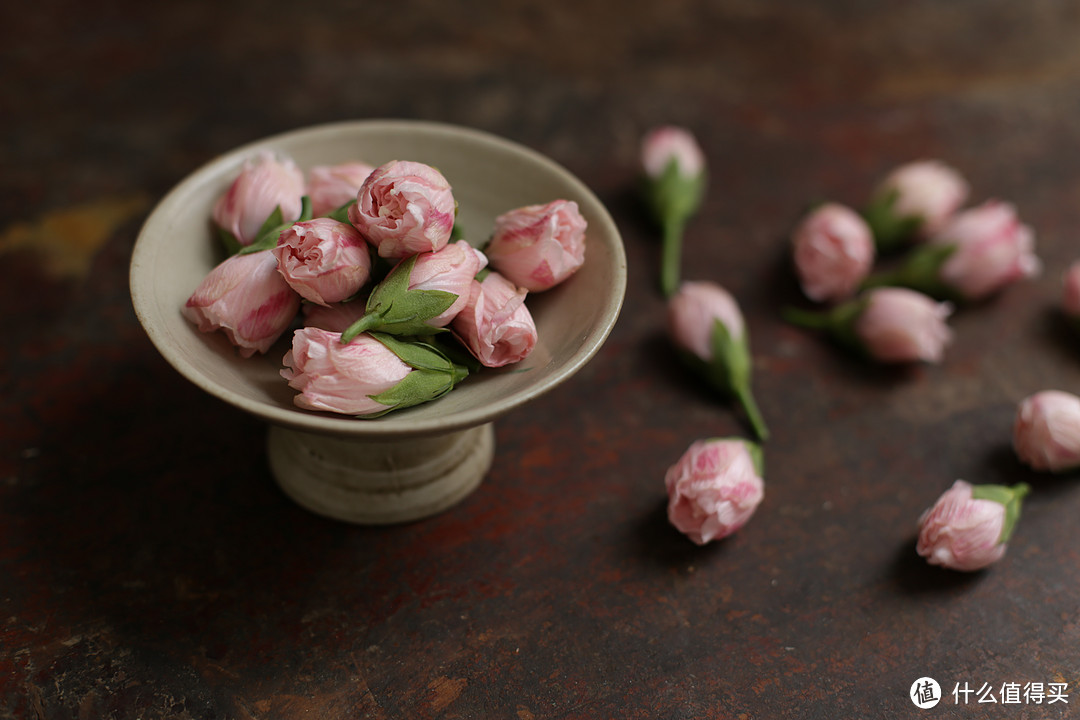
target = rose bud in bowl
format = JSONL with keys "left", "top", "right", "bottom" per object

{"left": 484, "top": 199, "right": 587, "bottom": 292}
{"left": 273, "top": 217, "right": 373, "bottom": 306}
{"left": 212, "top": 150, "right": 306, "bottom": 248}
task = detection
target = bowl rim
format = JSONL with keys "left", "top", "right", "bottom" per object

{"left": 130, "top": 119, "right": 627, "bottom": 438}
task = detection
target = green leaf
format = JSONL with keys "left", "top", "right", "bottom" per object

{"left": 342, "top": 255, "right": 460, "bottom": 338}
{"left": 362, "top": 368, "right": 457, "bottom": 416}
{"left": 218, "top": 226, "right": 242, "bottom": 256}
{"left": 325, "top": 200, "right": 353, "bottom": 223}
{"left": 371, "top": 332, "right": 454, "bottom": 372}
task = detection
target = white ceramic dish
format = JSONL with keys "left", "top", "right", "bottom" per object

{"left": 130, "top": 120, "right": 626, "bottom": 523}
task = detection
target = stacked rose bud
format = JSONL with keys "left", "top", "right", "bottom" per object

{"left": 182, "top": 153, "right": 588, "bottom": 417}
{"left": 786, "top": 160, "right": 1040, "bottom": 365}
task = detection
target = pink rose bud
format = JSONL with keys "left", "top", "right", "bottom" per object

{"left": 450, "top": 272, "right": 537, "bottom": 368}
{"left": 212, "top": 151, "right": 305, "bottom": 247}
{"left": 272, "top": 217, "right": 372, "bottom": 306}
{"left": 1013, "top": 390, "right": 1080, "bottom": 472}
{"left": 281, "top": 328, "right": 467, "bottom": 417}
{"left": 785, "top": 287, "right": 953, "bottom": 364}
{"left": 301, "top": 300, "right": 368, "bottom": 333}
{"left": 855, "top": 288, "right": 953, "bottom": 363}
{"left": 930, "top": 200, "right": 1041, "bottom": 300}
{"left": 348, "top": 160, "right": 457, "bottom": 259}
{"left": 307, "top": 161, "right": 375, "bottom": 217}
{"left": 640, "top": 126, "right": 707, "bottom": 297}
{"left": 1062, "top": 261, "right": 1080, "bottom": 319}
{"left": 866, "top": 160, "right": 969, "bottom": 249}
{"left": 665, "top": 438, "right": 765, "bottom": 545}
{"left": 791, "top": 203, "right": 876, "bottom": 303}
{"left": 916, "top": 480, "right": 1029, "bottom": 572}
{"left": 182, "top": 250, "right": 301, "bottom": 357}
{"left": 484, "top": 200, "right": 587, "bottom": 292}
{"left": 407, "top": 240, "right": 489, "bottom": 327}
{"left": 668, "top": 281, "right": 768, "bottom": 440}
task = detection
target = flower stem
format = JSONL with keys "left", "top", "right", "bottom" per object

{"left": 735, "top": 385, "right": 769, "bottom": 442}
{"left": 781, "top": 306, "right": 831, "bottom": 331}
{"left": 660, "top": 217, "right": 685, "bottom": 298}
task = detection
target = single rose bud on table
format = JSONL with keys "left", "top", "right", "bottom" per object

{"left": 863, "top": 200, "right": 1040, "bottom": 302}
{"left": 212, "top": 151, "right": 306, "bottom": 248}
{"left": 784, "top": 287, "right": 953, "bottom": 364}
{"left": 348, "top": 160, "right": 457, "bottom": 259}
{"left": 791, "top": 202, "right": 876, "bottom": 304}
{"left": 450, "top": 271, "right": 537, "bottom": 368}
{"left": 665, "top": 437, "right": 765, "bottom": 545}
{"left": 281, "top": 328, "right": 469, "bottom": 417}
{"left": 182, "top": 250, "right": 301, "bottom": 357}
{"left": 1013, "top": 390, "right": 1080, "bottom": 472}
{"left": 484, "top": 199, "right": 586, "bottom": 292}
{"left": 863, "top": 159, "right": 969, "bottom": 251}
{"left": 916, "top": 480, "right": 1029, "bottom": 571}
{"left": 273, "top": 217, "right": 372, "bottom": 306}
{"left": 639, "top": 125, "right": 706, "bottom": 297}
{"left": 668, "top": 280, "right": 768, "bottom": 440}
{"left": 307, "top": 161, "right": 375, "bottom": 217}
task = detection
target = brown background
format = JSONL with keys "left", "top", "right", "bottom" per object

{"left": 4, "top": 1, "right": 1080, "bottom": 718}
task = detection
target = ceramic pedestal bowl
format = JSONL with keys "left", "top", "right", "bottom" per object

{"left": 130, "top": 120, "right": 626, "bottom": 524}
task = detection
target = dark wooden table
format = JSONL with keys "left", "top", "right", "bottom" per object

{"left": 5, "top": 1, "right": 1080, "bottom": 717}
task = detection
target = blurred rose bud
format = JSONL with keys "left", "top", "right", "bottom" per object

{"left": 792, "top": 203, "right": 876, "bottom": 303}
{"left": 301, "top": 300, "right": 367, "bottom": 333}
{"left": 348, "top": 160, "right": 456, "bottom": 259}
{"left": 785, "top": 287, "right": 953, "bottom": 364}
{"left": 212, "top": 151, "right": 305, "bottom": 247}
{"left": 916, "top": 479, "right": 1028, "bottom": 572}
{"left": 484, "top": 199, "right": 587, "bottom": 292}
{"left": 451, "top": 271, "right": 537, "bottom": 368}
{"left": 931, "top": 200, "right": 1040, "bottom": 300}
{"left": 668, "top": 281, "right": 768, "bottom": 440}
{"left": 273, "top": 218, "right": 372, "bottom": 306}
{"left": 640, "top": 125, "right": 707, "bottom": 297}
{"left": 307, "top": 161, "right": 375, "bottom": 217}
{"left": 1013, "top": 390, "right": 1080, "bottom": 472}
{"left": 1063, "top": 261, "right": 1080, "bottom": 320}
{"left": 865, "top": 159, "right": 969, "bottom": 251}
{"left": 665, "top": 437, "right": 765, "bottom": 545}
{"left": 182, "top": 250, "right": 301, "bottom": 357}
{"left": 281, "top": 328, "right": 468, "bottom": 417}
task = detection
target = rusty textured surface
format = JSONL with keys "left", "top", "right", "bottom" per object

{"left": 4, "top": 1, "right": 1080, "bottom": 718}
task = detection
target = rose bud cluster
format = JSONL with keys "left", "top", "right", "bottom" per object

{"left": 1012, "top": 390, "right": 1080, "bottom": 473}
{"left": 664, "top": 438, "right": 765, "bottom": 545}
{"left": 916, "top": 480, "right": 1029, "bottom": 572}
{"left": 183, "top": 153, "right": 585, "bottom": 418}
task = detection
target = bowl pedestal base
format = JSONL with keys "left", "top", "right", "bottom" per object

{"left": 267, "top": 422, "right": 494, "bottom": 524}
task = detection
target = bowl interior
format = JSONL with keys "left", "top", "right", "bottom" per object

{"left": 130, "top": 120, "right": 627, "bottom": 437}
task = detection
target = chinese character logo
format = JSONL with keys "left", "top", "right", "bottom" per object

{"left": 911, "top": 677, "right": 942, "bottom": 709}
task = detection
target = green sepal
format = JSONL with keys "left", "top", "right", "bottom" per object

{"left": 450, "top": 221, "right": 465, "bottom": 242}
{"left": 218, "top": 226, "right": 243, "bottom": 256}
{"left": 236, "top": 197, "right": 314, "bottom": 256}
{"left": 325, "top": 199, "right": 353, "bottom": 223}
{"left": 970, "top": 482, "right": 1030, "bottom": 545}
{"left": 340, "top": 255, "right": 459, "bottom": 341}
{"left": 863, "top": 188, "right": 923, "bottom": 253}
{"left": 708, "top": 321, "right": 769, "bottom": 441}
{"left": 861, "top": 243, "right": 959, "bottom": 301}
{"left": 782, "top": 295, "right": 871, "bottom": 357}
{"left": 642, "top": 159, "right": 706, "bottom": 228}
{"left": 358, "top": 333, "right": 469, "bottom": 417}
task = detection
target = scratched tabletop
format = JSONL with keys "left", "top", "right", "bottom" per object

{"left": 4, "top": 2, "right": 1080, "bottom": 718}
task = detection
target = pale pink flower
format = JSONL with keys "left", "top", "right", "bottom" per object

{"left": 212, "top": 151, "right": 305, "bottom": 246}
{"left": 301, "top": 300, "right": 368, "bottom": 333}
{"left": 1062, "top": 261, "right": 1080, "bottom": 318}
{"left": 930, "top": 200, "right": 1040, "bottom": 300}
{"left": 665, "top": 438, "right": 764, "bottom": 545}
{"left": 404, "top": 240, "right": 488, "bottom": 327}
{"left": 792, "top": 203, "right": 875, "bottom": 303}
{"left": 273, "top": 218, "right": 372, "bottom": 306}
{"left": 855, "top": 288, "right": 953, "bottom": 363}
{"left": 916, "top": 480, "right": 1008, "bottom": 571}
{"left": 450, "top": 272, "right": 537, "bottom": 368}
{"left": 484, "top": 200, "right": 587, "bottom": 292}
{"left": 667, "top": 281, "right": 745, "bottom": 362}
{"left": 875, "top": 160, "right": 969, "bottom": 237}
{"left": 1013, "top": 390, "right": 1080, "bottom": 472}
{"left": 307, "top": 161, "right": 375, "bottom": 217}
{"left": 182, "top": 250, "right": 301, "bottom": 357}
{"left": 281, "top": 328, "right": 411, "bottom": 416}
{"left": 641, "top": 126, "right": 705, "bottom": 180}
{"left": 348, "top": 160, "right": 456, "bottom": 259}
